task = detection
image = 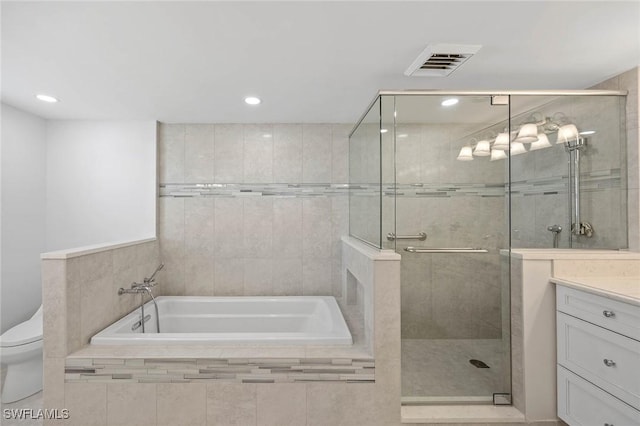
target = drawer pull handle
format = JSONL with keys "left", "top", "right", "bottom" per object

{"left": 602, "top": 310, "right": 615, "bottom": 318}
{"left": 603, "top": 359, "right": 616, "bottom": 367}
{"left": 604, "top": 423, "right": 614, "bottom": 426}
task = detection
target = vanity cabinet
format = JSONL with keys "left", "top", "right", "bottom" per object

{"left": 556, "top": 285, "right": 640, "bottom": 426}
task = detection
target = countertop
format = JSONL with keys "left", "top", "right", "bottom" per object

{"left": 551, "top": 276, "right": 640, "bottom": 306}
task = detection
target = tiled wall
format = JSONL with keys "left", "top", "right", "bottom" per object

{"left": 392, "top": 123, "right": 507, "bottom": 340}
{"left": 158, "top": 124, "right": 350, "bottom": 298}
{"left": 41, "top": 239, "right": 161, "bottom": 421}
{"left": 43, "top": 237, "right": 402, "bottom": 426}
{"left": 510, "top": 94, "right": 629, "bottom": 249}
{"left": 590, "top": 67, "right": 640, "bottom": 251}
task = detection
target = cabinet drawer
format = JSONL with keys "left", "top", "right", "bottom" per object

{"left": 558, "top": 366, "right": 640, "bottom": 426}
{"left": 557, "top": 312, "right": 640, "bottom": 409}
{"left": 557, "top": 285, "right": 640, "bottom": 341}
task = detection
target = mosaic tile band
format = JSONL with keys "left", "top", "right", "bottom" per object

{"left": 65, "top": 357, "right": 375, "bottom": 384}
{"left": 160, "top": 168, "right": 621, "bottom": 199}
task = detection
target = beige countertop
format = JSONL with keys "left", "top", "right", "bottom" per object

{"left": 551, "top": 276, "right": 640, "bottom": 306}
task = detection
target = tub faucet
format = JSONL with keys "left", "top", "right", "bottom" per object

{"left": 143, "top": 263, "right": 164, "bottom": 285}
{"left": 118, "top": 269, "right": 162, "bottom": 333}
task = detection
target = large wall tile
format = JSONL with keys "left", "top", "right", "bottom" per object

{"left": 185, "top": 124, "right": 215, "bottom": 183}
{"left": 64, "top": 383, "right": 107, "bottom": 426}
{"left": 244, "top": 258, "right": 273, "bottom": 295}
{"left": 214, "top": 124, "right": 244, "bottom": 183}
{"left": 256, "top": 383, "right": 306, "bottom": 426}
{"left": 302, "top": 198, "right": 332, "bottom": 258}
{"left": 272, "top": 198, "right": 302, "bottom": 257}
{"left": 244, "top": 124, "right": 273, "bottom": 183}
{"left": 207, "top": 383, "right": 257, "bottom": 426}
{"left": 273, "top": 124, "right": 302, "bottom": 183}
{"left": 107, "top": 383, "right": 157, "bottom": 426}
{"left": 159, "top": 124, "right": 185, "bottom": 183}
{"left": 157, "top": 383, "right": 206, "bottom": 426}
{"left": 302, "top": 258, "right": 332, "bottom": 295}
{"left": 243, "top": 198, "right": 273, "bottom": 258}
{"left": 214, "top": 198, "right": 244, "bottom": 258}
{"left": 272, "top": 258, "right": 302, "bottom": 295}
{"left": 302, "top": 124, "right": 332, "bottom": 183}
{"left": 331, "top": 124, "right": 350, "bottom": 184}
{"left": 214, "top": 258, "right": 244, "bottom": 296}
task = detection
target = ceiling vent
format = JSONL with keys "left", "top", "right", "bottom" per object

{"left": 405, "top": 43, "right": 482, "bottom": 77}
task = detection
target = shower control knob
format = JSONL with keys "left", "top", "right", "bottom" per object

{"left": 602, "top": 310, "right": 615, "bottom": 318}
{"left": 603, "top": 359, "right": 616, "bottom": 367}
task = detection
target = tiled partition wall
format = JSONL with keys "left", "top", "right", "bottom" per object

{"left": 158, "top": 123, "right": 350, "bottom": 298}
{"left": 41, "top": 239, "right": 161, "bottom": 423}
{"left": 43, "top": 237, "right": 403, "bottom": 426}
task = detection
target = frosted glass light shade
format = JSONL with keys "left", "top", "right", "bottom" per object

{"left": 529, "top": 133, "right": 552, "bottom": 151}
{"left": 493, "top": 132, "right": 510, "bottom": 150}
{"left": 515, "top": 123, "right": 539, "bottom": 143}
{"left": 510, "top": 141, "right": 527, "bottom": 155}
{"left": 490, "top": 149, "right": 507, "bottom": 161}
{"left": 473, "top": 140, "right": 491, "bottom": 156}
{"left": 457, "top": 146, "right": 474, "bottom": 161}
{"left": 556, "top": 124, "right": 579, "bottom": 144}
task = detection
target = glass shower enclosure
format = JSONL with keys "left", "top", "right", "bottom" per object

{"left": 349, "top": 91, "right": 627, "bottom": 406}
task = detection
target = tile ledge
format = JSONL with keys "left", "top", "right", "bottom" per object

{"left": 341, "top": 236, "right": 400, "bottom": 261}
{"left": 401, "top": 405, "right": 525, "bottom": 424}
{"left": 41, "top": 237, "right": 156, "bottom": 259}
{"left": 504, "top": 248, "right": 640, "bottom": 260}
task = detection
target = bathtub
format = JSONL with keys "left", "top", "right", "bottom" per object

{"left": 91, "top": 296, "right": 353, "bottom": 345}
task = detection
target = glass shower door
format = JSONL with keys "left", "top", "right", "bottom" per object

{"left": 392, "top": 94, "right": 511, "bottom": 405}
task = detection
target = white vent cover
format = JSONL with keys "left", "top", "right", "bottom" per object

{"left": 405, "top": 43, "right": 482, "bottom": 77}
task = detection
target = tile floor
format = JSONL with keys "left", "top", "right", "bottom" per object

{"left": 402, "top": 339, "right": 507, "bottom": 400}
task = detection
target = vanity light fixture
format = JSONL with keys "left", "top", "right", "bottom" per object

{"left": 244, "top": 96, "right": 261, "bottom": 105}
{"left": 492, "top": 132, "right": 510, "bottom": 150}
{"left": 456, "top": 145, "right": 474, "bottom": 161}
{"left": 556, "top": 124, "right": 579, "bottom": 144}
{"left": 490, "top": 149, "right": 507, "bottom": 161}
{"left": 529, "top": 133, "right": 552, "bottom": 151}
{"left": 473, "top": 139, "right": 491, "bottom": 156}
{"left": 514, "top": 123, "right": 539, "bottom": 143}
{"left": 510, "top": 141, "right": 527, "bottom": 155}
{"left": 36, "top": 94, "right": 58, "bottom": 103}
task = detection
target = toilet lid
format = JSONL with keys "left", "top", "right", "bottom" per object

{"left": 0, "top": 317, "right": 42, "bottom": 347}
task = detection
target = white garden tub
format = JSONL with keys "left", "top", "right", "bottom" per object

{"left": 90, "top": 296, "right": 352, "bottom": 345}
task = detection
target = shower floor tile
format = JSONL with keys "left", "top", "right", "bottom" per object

{"left": 401, "top": 339, "right": 507, "bottom": 399}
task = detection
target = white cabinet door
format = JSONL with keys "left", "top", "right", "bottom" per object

{"left": 558, "top": 366, "right": 640, "bottom": 426}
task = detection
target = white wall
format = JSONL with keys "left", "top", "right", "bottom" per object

{"left": 45, "top": 121, "right": 157, "bottom": 251}
{"left": 1, "top": 104, "right": 47, "bottom": 332}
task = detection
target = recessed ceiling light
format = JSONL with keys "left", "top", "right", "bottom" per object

{"left": 36, "top": 94, "right": 59, "bottom": 103}
{"left": 244, "top": 96, "right": 261, "bottom": 105}
{"left": 397, "top": 134, "right": 409, "bottom": 138}
{"left": 262, "top": 134, "right": 272, "bottom": 138}
{"left": 579, "top": 130, "right": 596, "bottom": 135}
{"left": 441, "top": 98, "right": 459, "bottom": 107}
{"left": 380, "top": 129, "right": 388, "bottom": 134}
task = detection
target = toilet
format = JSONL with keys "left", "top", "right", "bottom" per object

{"left": 0, "top": 305, "right": 43, "bottom": 403}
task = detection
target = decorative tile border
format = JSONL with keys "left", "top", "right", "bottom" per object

{"left": 65, "top": 357, "right": 375, "bottom": 384}
{"left": 160, "top": 168, "right": 622, "bottom": 199}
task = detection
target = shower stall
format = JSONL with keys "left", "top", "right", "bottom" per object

{"left": 348, "top": 91, "right": 627, "bottom": 405}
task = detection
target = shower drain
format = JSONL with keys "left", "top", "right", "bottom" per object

{"left": 469, "top": 359, "right": 490, "bottom": 368}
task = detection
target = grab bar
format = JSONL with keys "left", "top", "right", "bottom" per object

{"left": 387, "top": 232, "right": 427, "bottom": 241}
{"left": 404, "top": 247, "right": 488, "bottom": 253}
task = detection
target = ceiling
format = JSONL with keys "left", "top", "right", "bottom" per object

{"left": 2, "top": 1, "right": 639, "bottom": 123}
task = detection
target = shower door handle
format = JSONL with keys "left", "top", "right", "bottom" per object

{"left": 404, "top": 247, "right": 488, "bottom": 253}
{"left": 387, "top": 232, "right": 427, "bottom": 241}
